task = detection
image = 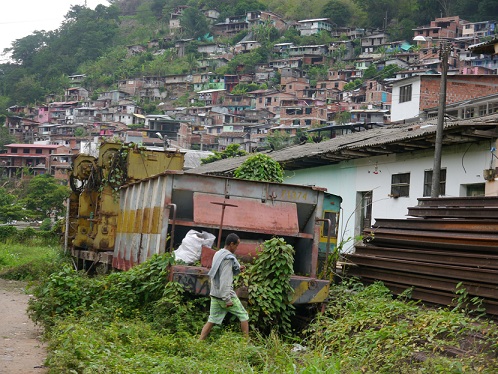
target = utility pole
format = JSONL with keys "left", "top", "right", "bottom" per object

{"left": 431, "top": 40, "right": 450, "bottom": 198}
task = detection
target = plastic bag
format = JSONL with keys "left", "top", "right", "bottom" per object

{"left": 173, "top": 230, "right": 216, "bottom": 264}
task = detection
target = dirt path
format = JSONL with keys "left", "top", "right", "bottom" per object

{"left": 0, "top": 279, "right": 48, "bottom": 374}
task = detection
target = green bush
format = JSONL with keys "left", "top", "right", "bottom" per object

{"left": 234, "top": 154, "right": 284, "bottom": 183}
{"left": 0, "top": 225, "right": 17, "bottom": 242}
{"left": 39, "top": 218, "right": 52, "bottom": 231}
{"left": 16, "top": 227, "right": 36, "bottom": 243}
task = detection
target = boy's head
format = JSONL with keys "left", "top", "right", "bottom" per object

{"left": 225, "top": 233, "right": 240, "bottom": 253}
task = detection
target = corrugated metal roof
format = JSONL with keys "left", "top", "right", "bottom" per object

{"left": 189, "top": 114, "right": 498, "bottom": 175}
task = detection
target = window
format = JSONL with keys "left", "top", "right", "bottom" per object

{"left": 391, "top": 172, "right": 410, "bottom": 197}
{"left": 320, "top": 211, "right": 338, "bottom": 239}
{"left": 305, "top": 108, "right": 312, "bottom": 114}
{"left": 465, "top": 183, "right": 485, "bottom": 197}
{"left": 36, "top": 149, "right": 42, "bottom": 154}
{"left": 399, "top": 84, "right": 412, "bottom": 103}
{"left": 423, "top": 169, "right": 446, "bottom": 196}
{"left": 464, "top": 107, "right": 475, "bottom": 118}
{"left": 11, "top": 148, "right": 17, "bottom": 153}
{"left": 23, "top": 148, "right": 30, "bottom": 154}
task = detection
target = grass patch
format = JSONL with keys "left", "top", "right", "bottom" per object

{"left": 0, "top": 243, "right": 65, "bottom": 281}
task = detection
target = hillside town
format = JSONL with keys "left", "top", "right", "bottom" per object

{"left": 2, "top": 11, "right": 498, "bottom": 188}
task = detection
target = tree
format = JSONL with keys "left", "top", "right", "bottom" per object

{"left": 180, "top": 8, "right": 210, "bottom": 39}
{"left": 21, "top": 174, "right": 70, "bottom": 220}
{"left": 0, "top": 127, "right": 15, "bottom": 152}
{"left": 322, "top": 0, "right": 354, "bottom": 27}
{"left": 0, "top": 188, "right": 24, "bottom": 223}
{"left": 265, "top": 130, "right": 291, "bottom": 151}
{"left": 4, "top": 31, "right": 48, "bottom": 66}
{"left": 12, "top": 75, "right": 45, "bottom": 105}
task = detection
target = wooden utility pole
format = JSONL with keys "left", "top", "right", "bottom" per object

{"left": 431, "top": 40, "right": 450, "bottom": 198}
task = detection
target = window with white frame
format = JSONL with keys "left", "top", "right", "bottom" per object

{"left": 391, "top": 172, "right": 410, "bottom": 197}
{"left": 423, "top": 169, "right": 446, "bottom": 196}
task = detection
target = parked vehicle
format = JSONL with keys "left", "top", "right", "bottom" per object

{"left": 66, "top": 141, "right": 342, "bottom": 305}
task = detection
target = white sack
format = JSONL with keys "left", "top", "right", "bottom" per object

{"left": 173, "top": 230, "right": 216, "bottom": 264}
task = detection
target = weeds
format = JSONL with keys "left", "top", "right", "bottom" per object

{"left": 3, "top": 243, "right": 498, "bottom": 373}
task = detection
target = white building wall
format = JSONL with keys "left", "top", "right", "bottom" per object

{"left": 390, "top": 77, "right": 422, "bottom": 122}
{"left": 286, "top": 142, "right": 490, "bottom": 251}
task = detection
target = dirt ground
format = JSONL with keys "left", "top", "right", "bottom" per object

{"left": 0, "top": 278, "right": 48, "bottom": 373}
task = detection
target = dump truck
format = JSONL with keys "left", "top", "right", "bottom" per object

{"left": 66, "top": 141, "right": 342, "bottom": 305}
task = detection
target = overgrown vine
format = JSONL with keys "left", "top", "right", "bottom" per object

{"left": 243, "top": 237, "right": 295, "bottom": 334}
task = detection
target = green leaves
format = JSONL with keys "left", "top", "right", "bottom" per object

{"left": 245, "top": 237, "right": 295, "bottom": 334}
{"left": 234, "top": 154, "right": 284, "bottom": 183}
{"left": 201, "top": 144, "right": 247, "bottom": 164}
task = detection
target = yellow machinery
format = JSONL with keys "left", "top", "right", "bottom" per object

{"left": 68, "top": 141, "right": 184, "bottom": 259}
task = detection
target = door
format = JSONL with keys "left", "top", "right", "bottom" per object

{"left": 359, "top": 191, "right": 373, "bottom": 234}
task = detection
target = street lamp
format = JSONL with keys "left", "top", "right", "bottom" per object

{"left": 413, "top": 36, "right": 451, "bottom": 197}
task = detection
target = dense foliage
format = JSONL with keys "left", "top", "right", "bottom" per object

{"left": 234, "top": 153, "right": 284, "bottom": 183}
{"left": 0, "top": 174, "right": 70, "bottom": 223}
{"left": 244, "top": 237, "right": 295, "bottom": 334}
{"left": 200, "top": 143, "right": 247, "bottom": 164}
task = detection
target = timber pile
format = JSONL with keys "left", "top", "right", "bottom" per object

{"left": 346, "top": 197, "right": 498, "bottom": 315}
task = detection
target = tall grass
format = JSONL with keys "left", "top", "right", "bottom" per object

{"left": 0, "top": 228, "right": 67, "bottom": 282}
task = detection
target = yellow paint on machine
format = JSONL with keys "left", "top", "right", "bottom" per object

{"left": 117, "top": 207, "right": 163, "bottom": 234}
{"left": 290, "top": 280, "right": 330, "bottom": 304}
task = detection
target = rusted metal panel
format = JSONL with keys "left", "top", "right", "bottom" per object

{"left": 169, "top": 265, "right": 330, "bottom": 304}
{"left": 416, "top": 196, "right": 498, "bottom": 207}
{"left": 72, "top": 249, "right": 113, "bottom": 264}
{"left": 373, "top": 218, "right": 498, "bottom": 233}
{"left": 176, "top": 173, "right": 321, "bottom": 205}
{"left": 374, "top": 281, "right": 498, "bottom": 316}
{"left": 407, "top": 206, "right": 498, "bottom": 219}
{"left": 354, "top": 246, "right": 498, "bottom": 269}
{"left": 350, "top": 196, "right": 498, "bottom": 316}
{"left": 347, "top": 266, "right": 498, "bottom": 300}
{"left": 348, "top": 254, "right": 498, "bottom": 284}
{"left": 193, "top": 192, "right": 300, "bottom": 235}
{"left": 368, "top": 228, "right": 498, "bottom": 251}
{"left": 114, "top": 175, "right": 173, "bottom": 270}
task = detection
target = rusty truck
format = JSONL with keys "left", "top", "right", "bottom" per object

{"left": 66, "top": 141, "right": 342, "bottom": 305}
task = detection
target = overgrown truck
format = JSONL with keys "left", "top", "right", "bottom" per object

{"left": 66, "top": 141, "right": 342, "bottom": 305}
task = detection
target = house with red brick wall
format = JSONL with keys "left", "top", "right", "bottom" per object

{"left": 391, "top": 74, "right": 498, "bottom": 122}
{"left": 0, "top": 144, "right": 67, "bottom": 179}
{"left": 461, "top": 66, "right": 496, "bottom": 75}
{"left": 279, "top": 98, "right": 328, "bottom": 127}
{"left": 252, "top": 90, "right": 294, "bottom": 113}
{"left": 118, "top": 78, "right": 143, "bottom": 96}
{"left": 364, "top": 80, "right": 392, "bottom": 109}
{"left": 413, "top": 16, "right": 467, "bottom": 40}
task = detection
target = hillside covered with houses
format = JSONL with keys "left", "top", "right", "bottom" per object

{"left": 0, "top": 0, "right": 497, "bottom": 185}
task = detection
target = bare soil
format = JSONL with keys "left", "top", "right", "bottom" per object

{"left": 0, "top": 279, "right": 48, "bottom": 373}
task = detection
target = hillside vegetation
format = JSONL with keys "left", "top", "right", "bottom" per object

{"left": 0, "top": 0, "right": 496, "bottom": 113}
